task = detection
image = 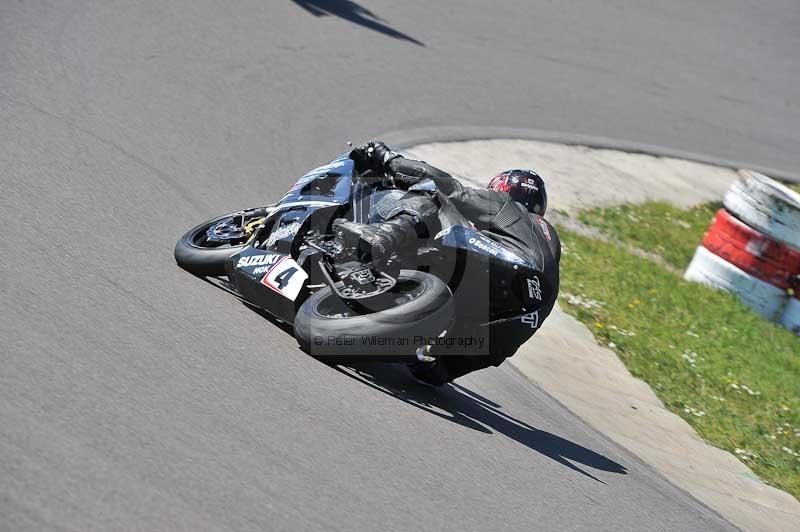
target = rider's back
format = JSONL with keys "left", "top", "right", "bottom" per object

{"left": 389, "top": 156, "right": 561, "bottom": 353}
{"left": 448, "top": 183, "right": 561, "bottom": 352}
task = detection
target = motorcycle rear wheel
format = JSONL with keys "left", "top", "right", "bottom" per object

{"left": 294, "top": 270, "right": 454, "bottom": 362}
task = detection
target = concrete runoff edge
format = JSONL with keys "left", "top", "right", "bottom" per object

{"left": 379, "top": 126, "right": 800, "bottom": 185}
{"left": 500, "top": 362, "right": 745, "bottom": 532}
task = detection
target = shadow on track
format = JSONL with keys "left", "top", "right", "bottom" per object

{"left": 335, "top": 362, "right": 628, "bottom": 483}
{"left": 291, "top": 0, "right": 425, "bottom": 46}
{"left": 197, "top": 275, "right": 625, "bottom": 482}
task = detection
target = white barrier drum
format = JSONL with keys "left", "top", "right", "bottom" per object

{"left": 723, "top": 170, "right": 800, "bottom": 250}
{"left": 684, "top": 246, "right": 789, "bottom": 321}
{"left": 781, "top": 297, "right": 800, "bottom": 335}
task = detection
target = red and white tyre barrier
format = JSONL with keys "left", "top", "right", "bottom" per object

{"left": 781, "top": 297, "right": 800, "bottom": 335}
{"left": 723, "top": 170, "right": 800, "bottom": 250}
{"left": 703, "top": 209, "right": 800, "bottom": 290}
{"left": 684, "top": 246, "right": 788, "bottom": 321}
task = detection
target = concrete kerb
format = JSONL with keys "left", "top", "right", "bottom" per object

{"left": 380, "top": 126, "right": 800, "bottom": 185}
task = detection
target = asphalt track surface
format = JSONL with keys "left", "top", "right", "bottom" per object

{"left": 2, "top": 1, "right": 798, "bottom": 531}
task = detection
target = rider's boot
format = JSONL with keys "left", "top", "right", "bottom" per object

{"left": 333, "top": 215, "right": 422, "bottom": 264}
{"left": 408, "top": 357, "right": 451, "bottom": 387}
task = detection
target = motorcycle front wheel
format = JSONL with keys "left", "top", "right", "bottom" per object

{"left": 174, "top": 209, "right": 271, "bottom": 276}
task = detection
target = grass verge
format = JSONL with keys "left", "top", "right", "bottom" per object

{"left": 578, "top": 201, "right": 719, "bottom": 268}
{"left": 558, "top": 202, "right": 799, "bottom": 498}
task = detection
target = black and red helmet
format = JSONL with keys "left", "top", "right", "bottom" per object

{"left": 487, "top": 169, "right": 547, "bottom": 216}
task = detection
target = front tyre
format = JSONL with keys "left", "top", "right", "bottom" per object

{"left": 174, "top": 210, "right": 268, "bottom": 276}
{"left": 294, "top": 270, "right": 453, "bottom": 361}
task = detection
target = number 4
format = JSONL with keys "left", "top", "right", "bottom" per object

{"left": 274, "top": 267, "right": 298, "bottom": 289}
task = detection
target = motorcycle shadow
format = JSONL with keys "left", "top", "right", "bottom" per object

{"left": 334, "top": 363, "right": 627, "bottom": 483}
{"left": 201, "top": 275, "right": 625, "bottom": 482}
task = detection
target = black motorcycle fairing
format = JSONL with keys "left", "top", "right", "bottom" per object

{"left": 208, "top": 149, "right": 543, "bottom": 331}
{"left": 226, "top": 203, "right": 347, "bottom": 323}
{"left": 277, "top": 153, "right": 356, "bottom": 206}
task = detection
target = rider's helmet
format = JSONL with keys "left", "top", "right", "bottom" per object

{"left": 487, "top": 169, "right": 547, "bottom": 216}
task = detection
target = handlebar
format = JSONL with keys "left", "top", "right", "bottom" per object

{"left": 348, "top": 141, "right": 384, "bottom": 179}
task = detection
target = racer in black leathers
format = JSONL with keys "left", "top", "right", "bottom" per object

{"left": 335, "top": 143, "right": 561, "bottom": 385}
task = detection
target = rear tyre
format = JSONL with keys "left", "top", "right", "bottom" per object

{"left": 781, "top": 297, "right": 800, "bottom": 335}
{"left": 294, "top": 270, "right": 454, "bottom": 363}
{"left": 684, "top": 246, "right": 788, "bottom": 320}
{"left": 702, "top": 208, "right": 800, "bottom": 289}
{"left": 722, "top": 170, "right": 800, "bottom": 249}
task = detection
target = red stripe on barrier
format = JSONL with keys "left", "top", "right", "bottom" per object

{"left": 703, "top": 209, "right": 800, "bottom": 290}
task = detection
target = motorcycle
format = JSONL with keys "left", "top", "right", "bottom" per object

{"left": 175, "top": 145, "right": 538, "bottom": 361}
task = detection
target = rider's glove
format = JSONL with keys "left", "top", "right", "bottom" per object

{"left": 362, "top": 140, "right": 402, "bottom": 173}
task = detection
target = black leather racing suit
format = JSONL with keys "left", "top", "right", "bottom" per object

{"left": 388, "top": 157, "right": 561, "bottom": 380}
